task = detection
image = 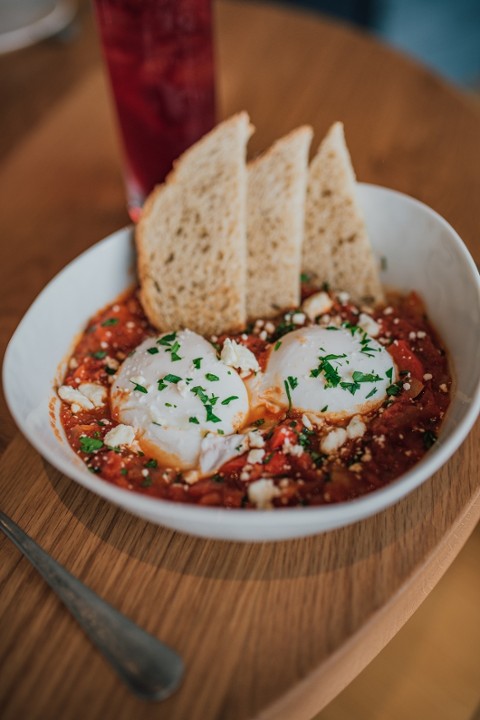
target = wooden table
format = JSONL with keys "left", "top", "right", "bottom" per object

{"left": 0, "top": 2, "right": 479, "bottom": 719}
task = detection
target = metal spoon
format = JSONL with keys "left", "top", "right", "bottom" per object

{"left": 0, "top": 511, "right": 184, "bottom": 701}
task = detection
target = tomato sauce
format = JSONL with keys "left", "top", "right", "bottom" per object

{"left": 59, "top": 287, "right": 451, "bottom": 508}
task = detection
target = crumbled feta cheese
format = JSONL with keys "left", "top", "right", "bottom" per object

{"left": 247, "top": 479, "right": 281, "bottom": 509}
{"left": 358, "top": 313, "right": 380, "bottom": 338}
{"left": 58, "top": 385, "right": 94, "bottom": 411}
{"left": 105, "top": 356, "right": 119, "bottom": 370}
{"left": 247, "top": 431, "right": 265, "bottom": 448}
{"left": 283, "top": 438, "right": 304, "bottom": 457}
{"left": 346, "top": 415, "right": 366, "bottom": 440}
{"left": 259, "top": 330, "right": 267, "bottom": 341}
{"left": 423, "top": 373, "right": 433, "bottom": 381}
{"left": 184, "top": 470, "right": 200, "bottom": 485}
{"left": 247, "top": 448, "right": 265, "bottom": 464}
{"left": 265, "top": 321, "right": 275, "bottom": 334}
{"left": 292, "top": 312, "right": 306, "bottom": 325}
{"left": 220, "top": 338, "right": 260, "bottom": 377}
{"left": 302, "top": 414, "right": 313, "bottom": 431}
{"left": 320, "top": 427, "right": 348, "bottom": 454}
{"left": 409, "top": 331, "right": 416, "bottom": 340}
{"left": 337, "top": 291, "right": 350, "bottom": 305}
{"left": 199, "top": 433, "right": 248, "bottom": 475}
{"left": 141, "top": 469, "right": 149, "bottom": 477}
{"left": 104, "top": 424, "right": 135, "bottom": 448}
{"left": 403, "top": 382, "right": 411, "bottom": 391}
{"left": 417, "top": 331, "right": 426, "bottom": 338}
{"left": 126, "top": 321, "right": 135, "bottom": 329}
{"left": 301, "top": 291, "right": 333, "bottom": 320}
{"left": 78, "top": 383, "right": 107, "bottom": 408}
{"left": 440, "top": 383, "right": 448, "bottom": 393}
{"left": 383, "top": 306, "right": 394, "bottom": 315}
{"left": 69, "top": 357, "right": 78, "bottom": 369}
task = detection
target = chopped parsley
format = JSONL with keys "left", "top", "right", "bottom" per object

{"left": 189, "top": 416, "right": 200, "bottom": 424}
{"left": 101, "top": 317, "right": 118, "bottom": 327}
{"left": 157, "top": 331, "right": 177, "bottom": 346}
{"left": 193, "top": 357, "right": 202, "bottom": 369}
{"left": 147, "top": 347, "right": 159, "bottom": 354}
{"left": 365, "top": 387, "right": 378, "bottom": 399}
{"left": 386, "top": 368, "right": 393, "bottom": 381}
{"left": 120, "top": 468, "right": 128, "bottom": 476}
{"left": 141, "top": 476, "right": 153, "bottom": 488}
{"left": 352, "top": 371, "right": 382, "bottom": 383}
{"left": 287, "top": 376, "right": 299, "bottom": 390}
{"left": 205, "top": 373, "right": 220, "bottom": 382}
{"left": 423, "top": 430, "right": 437, "bottom": 449}
{"left": 300, "top": 272, "right": 311, "bottom": 283}
{"left": 386, "top": 383, "right": 402, "bottom": 396}
{"left": 157, "top": 332, "right": 182, "bottom": 361}
{"left": 163, "top": 374, "right": 181, "bottom": 384}
{"left": 79, "top": 436, "right": 104, "bottom": 453}
{"left": 90, "top": 350, "right": 107, "bottom": 359}
{"left": 274, "top": 340, "right": 282, "bottom": 351}
{"left": 284, "top": 379, "right": 293, "bottom": 411}
{"left": 253, "top": 418, "right": 265, "bottom": 427}
{"left": 221, "top": 395, "right": 239, "bottom": 405}
{"left": 145, "top": 459, "right": 158, "bottom": 468}
{"left": 320, "top": 405, "right": 328, "bottom": 412}
{"left": 105, "top": 366, "right": 116, "bottom": 375}
{"left": 131, "top": 382, "right": 148, "bottom": 393}
{"left": 212, "top": 473, "right": 224, "bottom": 483}
{"left": 311, "top": 354, "right": 346, "bottom": 388}
{"left": 191, "top": 385, "right": 221, "bottom": 423}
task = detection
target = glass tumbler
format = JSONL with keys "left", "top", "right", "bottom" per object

{"left": 93, "top": 0, "right": 216, "bottom": 221}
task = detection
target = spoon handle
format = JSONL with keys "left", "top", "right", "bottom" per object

{"left": 0, "top": 511, "right": 184, "bottom": 701}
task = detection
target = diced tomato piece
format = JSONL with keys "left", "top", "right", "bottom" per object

{"left": 388, "top": 340, "right": 424, "bottom": 380}
{"left": 262, "top": 450, "right": 290, "bottom": 475}
{"left": 270, "top": 425, "right": 297, "bottom": 449}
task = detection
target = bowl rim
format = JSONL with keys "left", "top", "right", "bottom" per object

{"left": 3, "top": 183, "right": 480, "bottom": 533}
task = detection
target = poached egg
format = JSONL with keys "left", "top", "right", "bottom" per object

{"left": 110, "top": 329, "right": 249, "bottom": 468}
{"left": 251, "top": 325, "right": 396, "bottom": 421}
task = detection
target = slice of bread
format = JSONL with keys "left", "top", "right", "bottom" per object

{"left": 303, "top": 122, "right": 384, "bottom": 305}
{"left": 246, "top": 126, "right": 313, "bottom": 319}
{"left": 136, "top": 112, "right": 253, "bottom": 336}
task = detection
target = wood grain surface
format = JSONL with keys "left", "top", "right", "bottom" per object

{"left": 0, "top": 2, "right": 479, "bottom": 719}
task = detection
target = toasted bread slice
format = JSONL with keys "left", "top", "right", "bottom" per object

{"left": 303, "top": 122, "right": 384, "bottom": 305}
{"left": 136, "top": 112, "right": 253, "bottom": 336}
{"left": 246, "top": 126, "right": 313, "bottom": 319}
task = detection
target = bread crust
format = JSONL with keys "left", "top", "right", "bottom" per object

{"left": 136, "top": 113, "right": 253, "bottom": 336}
{"left": 247, "top": 126, "right": 313, "bottom": 319}
{"left": 302, "top": 122, "right": 384, "bottom": 305}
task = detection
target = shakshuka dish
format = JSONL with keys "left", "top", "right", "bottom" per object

{"left": 57, "top": 284, "right": 451, "bottom": 509}
{"left": 56, "top": 115, "right": 451, "bottom": 509}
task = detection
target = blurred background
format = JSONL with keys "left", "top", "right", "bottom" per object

{"left": 0, "top": 2, "right": 479, "bottom": 719}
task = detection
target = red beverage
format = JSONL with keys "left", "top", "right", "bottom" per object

{"left": 93, "top": 0, "right": 216, "bottom": 220}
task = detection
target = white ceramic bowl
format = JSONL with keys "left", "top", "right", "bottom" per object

{"left": 3, "top": 185, "right": 480, "bottom": 541}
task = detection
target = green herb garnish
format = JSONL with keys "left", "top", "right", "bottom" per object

{"left": 79, "top": 436, "right": 104, "bottom": 453}
{"left": 274, "top": 340, "right": 282, "bottom": 351}
{"left": 147, "top": 347, "right": 159, "bottom": 354}
{"left": 423, "top": 430, "right": 437, "bottom": 449}
{"left": 131, "top": 382, "right": 148, "bottom": 393}
{"left": 101, "top": 318, "right": 118, "bottom": 327}
{"left": 193, "top": 357, "right": 202, "bottom": 369}
{"left": 221, "top": 396, "right": 239, "bottom": 405}
{"left": 205, "top": 373, "right": 220, "bottom": 382}
{"left": 90, "top": 350, "right": 107, "bottom": 359}
{"left": 189, "top": 417, "right": 200, "bottom": 424}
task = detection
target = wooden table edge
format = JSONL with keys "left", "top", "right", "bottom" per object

{"left": 257, "top": 485, "right": 480, "bottom": 720}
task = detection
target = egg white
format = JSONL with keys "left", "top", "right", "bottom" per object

{"left": 110, "top": 330, "right": 249, "bottom": 469}
{"left": 251, "top": 325, "right": 396, "bottom": 421}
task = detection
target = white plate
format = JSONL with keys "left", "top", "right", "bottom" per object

{"left": 3, "top": 184, "right": 480, "bottom": 541}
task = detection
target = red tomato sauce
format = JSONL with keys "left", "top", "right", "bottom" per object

{"left": 59, "top": 287, "right": 451, "bottom": 508}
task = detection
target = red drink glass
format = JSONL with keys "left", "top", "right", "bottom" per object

{"left": 93, "top": 0, "right": 216, "bottom": 221}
